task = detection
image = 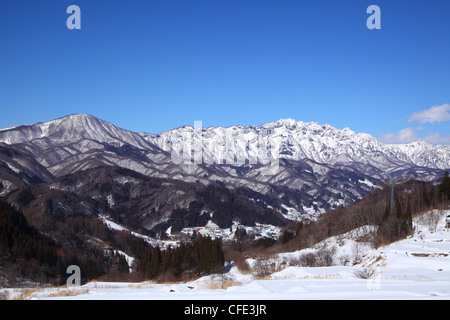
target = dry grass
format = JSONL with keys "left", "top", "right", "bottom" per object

{"left": 10, "top": 285, "right": 90, "bottom": 300}
{"left": 381, "top": 274, "right": 432, "bottom": 282}
{"left": 411, "top": 252, "right": 449, "bottom": 257}
{"left": 12, "top": 288, "right": 40, "bottom": 300}
{"left": 196, "top": 278, "right": 247, "bottom": 290}
{"left": 260, "top": 273, "right": 342, "bottom": 280}
{"left": 42, "top": 287, "right": 90, "bottom": 298}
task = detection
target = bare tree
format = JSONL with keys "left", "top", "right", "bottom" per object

{"left": 352, "top": 241, "right": 364, "bottom": 265}
{"left": 316, "top": 245, "right": 337, "bottom": 267}
{"left": 419, "top": 209, "right": 443, "bottom": 233}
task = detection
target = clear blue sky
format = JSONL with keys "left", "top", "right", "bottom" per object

{"left": 1, "top": 0, "right": 449, "bottom": 144}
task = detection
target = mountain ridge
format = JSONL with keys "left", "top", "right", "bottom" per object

{"left": 0, "top": 114, "right": 448, "bottom": 218}
{"left": 141, "top": 116, "right": 449, "bottom": 174}
{"left": 2, "top": 114, "right": 448, "bottom": 169}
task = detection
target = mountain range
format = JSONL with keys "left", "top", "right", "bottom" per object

{"left": 0, "top": 114, "right": 448, "bottom": 236}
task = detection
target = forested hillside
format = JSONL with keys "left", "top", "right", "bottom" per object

{"left": 254, "top": 172, "right": 450, "bottom": 256}
{"left": 138, "top": 236, "right": 224, "bottom": 281}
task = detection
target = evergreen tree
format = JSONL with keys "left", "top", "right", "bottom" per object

{"left": 421, "top": 181, "right": 430, "bottom": 207}
{"left": 117, "top": 254, "right": 129, "bottom": 274}
{"left": 280, "top": 230, "right": 294, "bottom": 244}
{"left": 159, "top": 248, "right": 172, "bottom": 275}
{"left": 395, "top": 198, "right": 402, "bottom": 219}
{"left": 139, "top": 246, "right": 153, "bottom": 279}
{"left": 382, "top": 203, "right": 390, "bottom": 223}
{"left": 149, "top": 247, "right": 162, "bottom": 279}
{"left": 402, "top": 200, "right": 413, "bottom": 236}
{"left": 138, "top": 236, "right": 225, "bottom": 280}
{"left": 439, "top": 171, "right": 450, "bottom": 201}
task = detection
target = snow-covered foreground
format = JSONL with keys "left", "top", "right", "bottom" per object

{"left": 5, "top": 210, "right": 450, "bottom": 300}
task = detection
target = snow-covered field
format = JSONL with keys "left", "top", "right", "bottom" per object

{"left": 3, "top": 210, "right": 450, "bottom": 300}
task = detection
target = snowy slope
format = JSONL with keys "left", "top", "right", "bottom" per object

{"left": 0, "top": 114, "right": 449, "bottom": 231}
{"left": 6, "top": 209, "right": 448, "bottom": 300}
{"left": 145, "top": 118, "right": 450, "bottom": 175}
{"left": 1, "top": 115, "right": 448, "bottom": 178}
{"left": 0, "top": 114, "right": 154, "bottom": 150}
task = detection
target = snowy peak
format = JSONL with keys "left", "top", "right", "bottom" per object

{"left": 0, "top": 114, "right": 158, "bottom": 151}
{"left": 1, "top": 114, "right": 448, "bottom": 175}
{"left": 0, "top": 114, "right": 170, "bottom": 178}
{"left": 146, "top": 117, "right": 449, "bottom": 173}
{"left": 0, "top": 114, "right": 98, "bottom": 144}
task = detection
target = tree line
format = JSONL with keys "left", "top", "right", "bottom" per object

{"left": 239, "top": 172, "right": 450, "bottom": 258}
{"left": 137, "top": 236, "right": 225, "bottom": 281}
{"left": 0, "top": 195, "right": 226, "bottom": 285}
{"left": 0, "top": 198, "right": 149, "bottom": 286}
{"left": 288, "top": 172, "right": 450, "bottom": 250}
{"left": 0, "top": 199, "right": 108, "bottom": 285}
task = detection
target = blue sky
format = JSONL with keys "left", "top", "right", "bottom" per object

{"left": 1, "top": 1, "right": 449, "bottom": 144}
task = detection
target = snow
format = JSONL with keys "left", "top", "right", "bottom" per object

{"left": 4, "top": 209, "right": 448, "bottom": 300}
{"left": 281, "top": 204, "right": 302, "bottom": 220}
{"left": 99, "top": 214, "right": 178, "bottom": 249}
{"left": 359, "top": 178, "right": 375, "bottom": 187}
{"left": 146, "top": 117, "right": 450, "bottom": 173}
{"left": 0, "top": 180, "right": 14, "bottom": 197}
{"left": 180, "top": 220, "right": 282, "bottom": 241}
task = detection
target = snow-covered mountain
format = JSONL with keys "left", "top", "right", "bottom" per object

{"left": 2, "top": 115, "right": 449, "bottom": 292}
{"left": 0, "top": 114, "right": 448, "bottom": 220}
{"left": 143, "top": 118, "right": 450, "bottom": 176}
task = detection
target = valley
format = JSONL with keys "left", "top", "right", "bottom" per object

{"left": 0, "top": 114, "right": 449, "bottom": 291}
{"left": 3, "top": 209, "right": 450, "bottom": 300}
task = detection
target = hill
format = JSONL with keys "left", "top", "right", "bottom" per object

{"left": 4, "top": 208, "right": 449, "bottom": 300}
